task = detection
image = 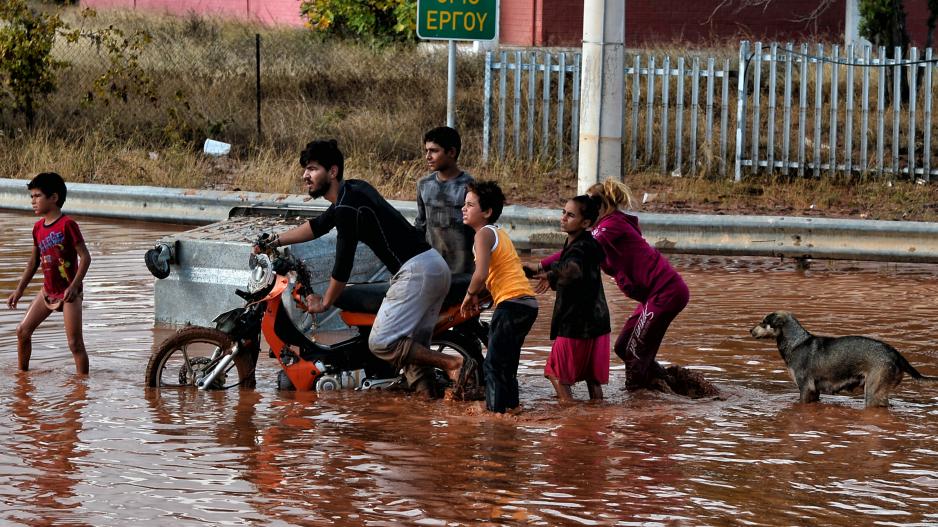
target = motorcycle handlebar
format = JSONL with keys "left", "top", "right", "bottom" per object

{"left": 268, "top": 253, "right": 315, "bottom": 309}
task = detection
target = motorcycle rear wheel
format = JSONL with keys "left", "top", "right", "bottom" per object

{"left": 431, "top": 330, "right": 485, "bottom": 396}
{"left": 146, "top": 326, "right": 255, "bottom": 389}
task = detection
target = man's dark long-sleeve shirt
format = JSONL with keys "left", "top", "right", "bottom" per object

{"left": 309, "top": 179, "right": 430, "bottom": 282}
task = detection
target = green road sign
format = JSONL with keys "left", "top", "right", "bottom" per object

{"left": 417, "top": 0, "right": 498, "bottom": 41}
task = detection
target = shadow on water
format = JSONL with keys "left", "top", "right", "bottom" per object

{"left": 2, "top": 210, "right": 938, "bottom": 525}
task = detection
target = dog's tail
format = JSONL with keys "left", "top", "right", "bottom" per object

{"left": 898, "top": 354, "right": 938, "bottom": 382}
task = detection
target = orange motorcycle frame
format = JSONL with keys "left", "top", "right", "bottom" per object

{"left": 256, "top": 275, "right": 484, "bottom": 392}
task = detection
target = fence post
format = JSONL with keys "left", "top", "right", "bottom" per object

{"left": 861, "top": 45, "right": 871, "bottom": 171}
{"left": 797, "top": 43, "right": 808, "bottom": 177}
{"left": 721, "top": 59, "right": 730, "bottom": 176}
{"left": 924, "top": 47, "right": 932, "bottom": 182}
{"left": 646, "top": 55, "right": 656, "bottom": 162}
{"left": 557, "top": 52, "right": 567, "bottom": 167}
{"left": 734, "top": 41, "right": 749, "bottom": 182}
{"left": 630, "top": 54, "right": 641, "bottom": 169}
{"left": 908, "top": 46, "right": 919, "bottom": 179}
{"left": 690, "top": 57, "right": 700, "bottom": 173}
{"left": 513, "top": 51, "right": 523, "bottom": 157}
{"left": 751, "top": 42, "right": 762, "bottom": 172}
{"left": 767, "top": 43, "right": 778, "bottom": 172}
{"left": 782, "top": 42, "right": 793, "bottom": 172}
{"left": 483, "top": 51, "right": 492, "bottom": 163}
{"left": 814, "top": 43, "right": 824, "bottom": 178}
{"left": 876, "top": 46, "right": 886, "bottom": 177}
{"left": 541, "top": 52, "right": 551, "bottom": 159}
{"left": 705, "top": 57, "right": 714, "bottom": 153}
{"left": 892, "top": 46, "right": 901, "bottom": 177}
{"left": 675, "top": 57, "right": 685, "bottom": 174}
{"left": 845, "top": 44, "right": 855, "bottom": 176}
{"left": 829, "top": 45, "right": 840, "bottom": 175}
{"left": 661, "top": 56, "right": 671, "bottom": 174}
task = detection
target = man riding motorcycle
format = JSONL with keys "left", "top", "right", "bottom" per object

{"left": 254, "top": 139, "right": 478, "bottom": 399}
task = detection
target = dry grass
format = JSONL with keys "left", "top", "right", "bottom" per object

{"left": 628, "top": 171, "right": 938, "bottom": 221}
{"left": 2, "top": 8, "right": 937, "bottom": 221}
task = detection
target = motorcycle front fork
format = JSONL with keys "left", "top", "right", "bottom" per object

{"left": 197, "top": 341, "right": 240, "bottom": 390}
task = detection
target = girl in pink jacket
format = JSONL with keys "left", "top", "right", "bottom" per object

{"left": 540, "top": 179, "right": 689, "bottom": 390}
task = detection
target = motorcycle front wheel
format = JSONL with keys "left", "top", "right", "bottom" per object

{"left": 146, "top": 326, "right": 256, "bottom": 389}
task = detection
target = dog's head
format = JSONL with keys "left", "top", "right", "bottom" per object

{"left": 750, "top": 311, "right": 794, "bottom": 339}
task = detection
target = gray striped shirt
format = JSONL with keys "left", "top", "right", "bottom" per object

{"left": 414, "top": 171, "right": 476, "bottom": 274}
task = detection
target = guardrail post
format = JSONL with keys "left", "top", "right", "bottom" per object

{"left": 734, "top": 40, "right": 749, "bottom": 182}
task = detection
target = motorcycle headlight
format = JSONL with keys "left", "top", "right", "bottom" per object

{"left": 247, "top": 253, "right": 275, "bottom": 293}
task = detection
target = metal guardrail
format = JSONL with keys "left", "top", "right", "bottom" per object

{"left": 635, "top": 213, "right": 938, "bottom": 263}
{"left": 3, "top": 177, "right": 938, "bottom": 263}
{"left": 0, "top": 177, "right": 327, "bottom": 224}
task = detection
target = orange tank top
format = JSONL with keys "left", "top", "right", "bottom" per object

{"left": 480, "top": 225, "right": 535, "bottom": 306}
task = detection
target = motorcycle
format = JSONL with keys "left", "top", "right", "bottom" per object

{"left": 145, "top": 243, "right": 486, "bottom": 394}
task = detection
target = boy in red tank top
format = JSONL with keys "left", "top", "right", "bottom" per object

{"left": 6, "top": 173, "right": 91, "bottom": 374}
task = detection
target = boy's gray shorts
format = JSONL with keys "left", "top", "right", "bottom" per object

{"left": 368, "top": 249, "right": 451, "bottom": 366}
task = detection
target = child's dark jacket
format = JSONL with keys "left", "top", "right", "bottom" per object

{"left": 546, "top": 232, "right": 611, "bottom": 340}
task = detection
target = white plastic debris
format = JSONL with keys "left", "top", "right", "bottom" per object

{"left": 204, "top": 139, "right": 231, "bottom": 157}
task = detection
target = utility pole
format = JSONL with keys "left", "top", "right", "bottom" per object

{"left": 577, "top": 0, "right": 625, "bottom": 193}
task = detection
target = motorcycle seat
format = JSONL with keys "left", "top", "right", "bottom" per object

{"left": 333, "top": 273, "right": 473, "bottom": 314}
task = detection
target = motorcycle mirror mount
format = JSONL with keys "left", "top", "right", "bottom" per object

{"left": 144, "top": 241, "right": 180, "bottom": 280}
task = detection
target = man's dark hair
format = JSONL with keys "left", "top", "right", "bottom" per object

{"left": 27, "top": 172, "right": 67, "bottom": 208}
{"left": 466, "top": 180, "right": 505, "bottom": 223}
{"left": 571, "top": 194, "right": 600, "bottom": 225}
{"left": 423, "top": 126, "right": 461, "bottom": 159}
{"left": 300, "top": 139, "right": 344, "bottom": 180}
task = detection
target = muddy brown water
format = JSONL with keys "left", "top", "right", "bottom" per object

{"left": 1, "top": 210, "right": 937, "bottom": 526}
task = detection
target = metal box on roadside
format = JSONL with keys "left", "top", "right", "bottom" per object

{"left": 152, "top": 204, "right": 387, "bottom": 329}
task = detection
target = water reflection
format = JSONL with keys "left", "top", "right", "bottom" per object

{"left": 1, "top": 210, "right": 938, "bottom": 525}
{"left": 4, "top": 374, "right": 91, "bottom": 526}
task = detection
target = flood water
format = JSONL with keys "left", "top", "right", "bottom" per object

{"left": 1, "top": 209, "right": 937, "bottom": 526}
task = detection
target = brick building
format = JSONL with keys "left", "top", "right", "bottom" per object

{"left": 80, "top": 0, "right": 937, "bottom": 47}
{"left": 503, "top": 0, "right": 936, "bottom": 48}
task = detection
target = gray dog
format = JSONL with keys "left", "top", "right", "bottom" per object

{"left": 750, "top": 311, "right": 936, "bottom": 408}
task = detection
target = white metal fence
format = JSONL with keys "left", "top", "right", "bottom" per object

{"left": 482, "top": 42, "right": 938, "bottom": 183}
{"left": 737, "top": 40, "right": 936, "bottom": 182}
{"left": 482, "top": 50, "right": 581, "bottom": 168}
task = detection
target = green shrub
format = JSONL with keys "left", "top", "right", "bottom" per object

{"left": 300, "top": 0, "right": 417, "bottom": 43}
{"left": 0, "top": 0, "right": 66, "bottom": 128}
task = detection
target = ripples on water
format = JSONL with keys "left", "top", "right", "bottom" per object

{"left": 1, "top": 210, "right": 938, "bottom": 526}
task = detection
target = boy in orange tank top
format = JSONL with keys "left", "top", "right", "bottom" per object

{"left": 460, "top": 181, "right": 538, "bottom": 414}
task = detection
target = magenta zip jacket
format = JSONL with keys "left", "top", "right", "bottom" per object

{"left": 542, "top": 210, "right": 683, "bottom": 304}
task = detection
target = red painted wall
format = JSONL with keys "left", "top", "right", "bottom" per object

{"left": 500, "top": 0, "right": 847, "bottom": 47}
{"left": 906, "top": 1, "right": 936, "bottom": 48}
{"left": 81, "top": 0, "right": 938, "bottom": 48}
{"left": 500, "top": 1, "right": 536, "bottom": 45}
{"left": 81, "top": 0, "right": 306, "bottom": 27}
